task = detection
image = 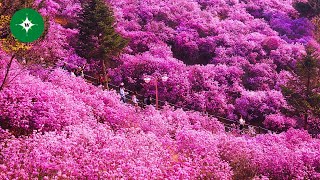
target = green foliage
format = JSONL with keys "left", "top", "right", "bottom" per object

{"left": 76, "top": 0, "right": 128, "bottom": 67}
{"left": 282, "top": 47, "right": 320, "bottom": 129}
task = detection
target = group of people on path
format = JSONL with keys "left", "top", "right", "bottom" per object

{"left": 120, "top": 83, "right": 139, "bottom": 107}
{"left": 63, "top": 63, "right": 261, "bottom": 136}
{"left": 119, "top": 82, "right": 254, "bottom": 134}
{"left": 64, "top": 63, "right": 85, "bottom": 78}
{"left": 119, "top": 83, "right": 152, "bottom": 107}
{"left": 70, "top": 68, "right": 84, "bottom": 78}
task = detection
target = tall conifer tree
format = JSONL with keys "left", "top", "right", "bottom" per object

{"left": 282, "top": 47, "right": 320, "bottom": 130}
{"left": 76, "top": 0, "right": 128, "bottom": 89}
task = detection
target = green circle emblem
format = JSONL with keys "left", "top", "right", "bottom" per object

{"left": 10, "top": 8, "right": 45, "bottom": 43}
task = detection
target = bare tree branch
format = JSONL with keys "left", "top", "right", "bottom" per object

{"left": 0, "top": 54, "right": 15, "bottom": 91}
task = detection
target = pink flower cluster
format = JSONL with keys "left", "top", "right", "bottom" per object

{"left": 264, "top": 113, "right": 297, "bottom": 131}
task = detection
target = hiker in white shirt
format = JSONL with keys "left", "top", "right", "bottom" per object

{"left": 239, "top": 115, "right": 245, "bottom": 131}
{"left": 71, "top": 69, "right": 76, "bottom": 77}
{"left": 132, "top": 91, "right": 138, "bottom": 107}
{"left": 119, "top": 83, "right": 126, "bottom": 103}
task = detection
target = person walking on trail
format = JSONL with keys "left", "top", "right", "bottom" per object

{"left": 239, "top": 115, "right": 245, "bottom": 131}
{"left": 132, "top": 91, "right": 139, "bottom": 107}
{"left": 71, "top": 69, "right": 76, "bottom": 77}
{"left": 119, "top": 83, "right": 126, "bottom": 103}
{"left": 62, "top": 62, "right": 67, "bottom": 70}
{"left": 78, "top": 65, "right": 85, "bottom": 78}
{"left": 80, "top": 68, "right": 84, "bottom": 78}
{"left": 144, "top": 95, "right": 152, "bottom": 106}
{"left": 75, "top": 67, "right": 81, "bottom": 77}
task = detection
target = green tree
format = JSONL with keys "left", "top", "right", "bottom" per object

{"left": 76, "top": 0, "right": 128, "bottom": 89}
{"left": 282, "top": 47, "right": 320, "bottom": 130}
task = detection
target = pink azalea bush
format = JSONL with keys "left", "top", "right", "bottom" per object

{"left": 218, "top": 129, "right": 320, "bottom": 179}
{"left": 235, "top": 90, "right": 287, "bottom": 120}
{"left": 264, "top": 113, "right": 297, "bottom": 131}
{"left": 0, "top": 69, "right": 93, "bottom": 135}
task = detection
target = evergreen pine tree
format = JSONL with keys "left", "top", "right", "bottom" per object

{"left": 76, "top": 0, "right": 128, "bottom": 89}
{"left": 282, "top": 47, "right": 320, "bottom": 131}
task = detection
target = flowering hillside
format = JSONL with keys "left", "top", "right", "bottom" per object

{"left": 107, "top": 0, "right": 318, "bottom": 129}
{"left": 0, "top": 0, "right": 320, "bottom": 179}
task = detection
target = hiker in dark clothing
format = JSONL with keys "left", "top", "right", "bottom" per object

{"left": 144, "top": 95, "right": 152, "bottom": 106}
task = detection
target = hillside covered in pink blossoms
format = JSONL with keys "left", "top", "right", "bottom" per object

{"left": 0, "top": 0, "right": 320, "bottom": 179}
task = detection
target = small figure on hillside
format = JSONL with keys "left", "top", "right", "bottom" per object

{"left": 132, "top": 91, "right": 139, "bottom": 107}
{"left": 248, "top": 125, "right": 256, "bottom": 136}
{"left": 230, "top": 123, "right": 238, "bottom": 134}
{"left": 75, "top": 67, "right": 83, "bottom": 77}
{"left": 119, "top": 82, "right": 126, "bottom": 103}
{"left": 239, "top": 115, "right": 245, "bottom": 131}
{"left": 71, "top": 69, "right": 76, "bottom": 77}
{"left": 79, "top": 66, "right": 84, "bottom": 78}
{"left": 144, "top": 95, "right": 152, "bottom": 106}
{"left": 62, "top": 62, "right": 67, "bottom": 70}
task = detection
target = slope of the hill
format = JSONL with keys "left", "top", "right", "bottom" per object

{"left": 1, "top": 0, "right": 320, "bottom": 179}
{"left": 101, "top": 0, "right": 318, "bottom": 130}
{"left": 25, "top": 0, "right": 319, "bottom": 130}
{"left": 0, "top": 58, "right": 319, "bottom": 179}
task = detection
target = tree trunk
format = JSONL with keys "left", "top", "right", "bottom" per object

{"left": 305, "top": 64, "right": 311, "bottom": 130}
{"left": 0, "top": 54, "right": 15, "bottom": 92}
{"left": 101, "top": 59, "right": 109, "bottom": 90}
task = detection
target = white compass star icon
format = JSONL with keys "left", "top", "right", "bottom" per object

{"left": 17, "top": 16, "right": 37, "bottom": 33}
